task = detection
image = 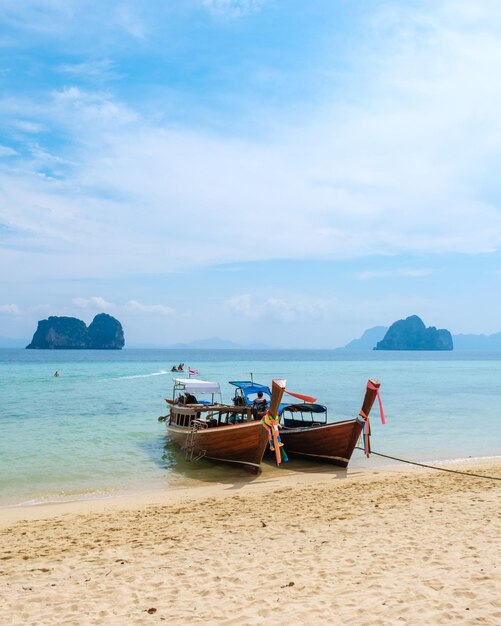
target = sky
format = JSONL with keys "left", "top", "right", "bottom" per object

{"left": 1, "top": 0, "right": 501, "bottom": 348}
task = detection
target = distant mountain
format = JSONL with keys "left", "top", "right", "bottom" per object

{"left": 375, "top": 315, "right": 453, "bottom": 350}
{"left": 338, "top": 326, "right": 387, "bottom": 350}
{"left": 167, "top": 337, "right": 272, "bottom": 349}
{"left": 124, "top": 342, "right": 171, "bottom": 349}
{"left": 336, "top": 316, "right": 501, "bottom": 352}
{"left": 453, "top": 332, "right": 501, "bottom": 351}
{"left": 339, "top": 322, "right": 501, "bottom": 351}
{"left": 0, "top": 336, "right": 28, "bottom": 348}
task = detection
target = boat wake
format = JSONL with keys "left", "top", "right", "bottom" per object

{"left": 114, "top": 370, "right": 169, "bottom": 380}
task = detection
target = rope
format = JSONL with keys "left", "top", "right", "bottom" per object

{"left": 355, "top": 447, "right": 501, "bottom": 482}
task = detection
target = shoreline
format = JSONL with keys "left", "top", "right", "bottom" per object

{"left": 1, "top": 459, "right": 499, "bottom": 625}
{"left": 1, "top": 452, "right": 500, "bottom": 515}
{"left": 1, "top": 455, "right": 499, "bottom": 525}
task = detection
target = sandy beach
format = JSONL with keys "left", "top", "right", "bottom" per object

{"left": 1, "top": 460, "right": 499, "bottom": 626}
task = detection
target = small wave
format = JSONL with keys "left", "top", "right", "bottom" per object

{"left": 3, "top": 493, "right": 118, "bottom": 509}
{"left": 429, "top": 454, "right": 501, "bottom": 465}
{"left": 0, "top": 497, "right": 81, "bottom": 509}
{"left": 114, "top": 370, "right": 169, "bottom": 380}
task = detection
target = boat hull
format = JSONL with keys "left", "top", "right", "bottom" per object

{"left": 279, "top": 419, "right": 363, "bottom": 467}
{"left": 166, "top": 421, "right": 269, "bottom": 473}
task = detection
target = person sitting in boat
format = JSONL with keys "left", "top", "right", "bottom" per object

{"left": 185, "top": 392, "right": 197, "bottom": 404}
{"left": 233, "top": 394, "right": 246, "bottom": 407}
{"left": 253, "top": 391, "right": 268, "bottom": 415}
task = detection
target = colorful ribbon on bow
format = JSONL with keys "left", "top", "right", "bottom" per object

{"left": 262, "top": 411, "right": 288, "bottom": 465}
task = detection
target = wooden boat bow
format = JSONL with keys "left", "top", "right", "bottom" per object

{"left": 357, "top": 379, "right": 384, "bottom": 457}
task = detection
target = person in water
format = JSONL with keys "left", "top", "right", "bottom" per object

{"left": 171, "top": 365, "right": 178, "bottom": 372}
{"left": 53, "top": 371, "right": 60, "bottom": 377}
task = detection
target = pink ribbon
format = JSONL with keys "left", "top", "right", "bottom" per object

{"left": 284, "top": 389, "right": 317, "bottom": 403}
{"left": 367, "top": 381, "right": 386, "bottom": 425}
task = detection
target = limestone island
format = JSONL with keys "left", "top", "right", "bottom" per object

{"left": 374, "top": 315, "right": 453, "bottom": 351}
{"left": 26, "top": 313, "right": 125, "bottom": 349}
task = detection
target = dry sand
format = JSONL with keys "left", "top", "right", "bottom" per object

{"left": 0, "top": 461, "right": 499, "bottom": 625}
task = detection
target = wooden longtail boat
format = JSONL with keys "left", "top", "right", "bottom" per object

{"left": 279, "top": 379, "right": 381, "bottom": 467}
{"left": 230, "top": 379, "right": 382, "bottom": 468}
{"left": 161, "top": 378, "right": 270, "bottom": 474}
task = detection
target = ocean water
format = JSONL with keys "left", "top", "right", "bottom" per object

{"left": 1, "top": 348, "right": 500, "bottom": 506}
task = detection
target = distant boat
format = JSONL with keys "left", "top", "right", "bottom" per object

{"left": 160, "top": 377, "right": 285, "bottom": 473}
{"left": 229, "top": 379, "right": 383, "bottom": 467}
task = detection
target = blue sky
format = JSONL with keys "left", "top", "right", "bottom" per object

{"left": 1, "top": 0, "right": 501, "bottom": 347}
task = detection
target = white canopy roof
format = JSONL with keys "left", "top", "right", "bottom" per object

{"left": 173, "top": 378, "right": 221, "bottom": 394}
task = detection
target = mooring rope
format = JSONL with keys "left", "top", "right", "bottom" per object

{"left": 355, "top": 447, "right": 501, "bottom": 482}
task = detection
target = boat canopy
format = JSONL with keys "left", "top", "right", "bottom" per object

{"left": 280, "top": 403, "right": 327, "bottom": 414}
{"left": 229, "top": 381, "right": 271, "bottom": 396}
{"left": 173, "top": 378, "right": 221, "bottom": 394}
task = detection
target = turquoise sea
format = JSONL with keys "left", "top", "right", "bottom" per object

{"left": 1, "top": 348, "right": 500, "bottom": 506}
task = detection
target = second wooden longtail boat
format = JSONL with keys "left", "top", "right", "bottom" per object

{"left": 278, "top": 379, "right": 382, "bottom": 467}
{"left": 229, "top": 378, "right": 383, "bottom": 468}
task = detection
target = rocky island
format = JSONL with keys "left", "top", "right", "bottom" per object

{"left": 374, "top": 315, "right": 453, "bottom": 351}
{"left": 26, "top": 313, "right": 125, "bottom": 349}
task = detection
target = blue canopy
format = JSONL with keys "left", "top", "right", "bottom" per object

{"left": 229, "top": 381, "right": 271, "bottom": 397}
{"left": 229, "top": 380, "right": 324, "bottom": 417}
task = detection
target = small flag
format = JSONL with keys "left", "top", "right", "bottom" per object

{"left": 188, "top": 367, "right": 198, "bottom": 377}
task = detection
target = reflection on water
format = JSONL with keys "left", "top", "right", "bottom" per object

{"left": 160, "top": 436, "right": 260, "bottom": 486}
{"left": 156, "top": 432, "right": 352, "bottom": 487}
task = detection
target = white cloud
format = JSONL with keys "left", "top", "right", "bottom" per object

{"left": 29, "top": 143, "right": 73, "bottom": 166}
{"left": 13, "top": 120, "right": 46, "bottom": 133}
{"left": 51, "top": 87, "right": 138, "bottom": 125}
{"left": 71, "top": 296, "right": 174, "bottom": 316}
{"left": 72, "top": 297, "right": 114, "bottom": 310}
{"left": 201, "top": 0, "right": 266, "bottom": 18}
{"left": 0, "top": 303, "right": 23, "bottom": 315}
{"left": 356, "top": 269, "right": 433, "bottom": 280}
{"left": 114, "top": 5, "right": 146, "bottom": 38}
{"left": 1, "top": 0, "right": 501, "bottom": 285}
{"left": 0, "top": 1, "right": 146, "bottom": 40}
{"left": 225, "top": 294, "right": 318, "bottom": 323}
{"left": 58, "top": 59, "right": 119, "bottom": 81}
{"left": 0, "top": 145, "right": 17, "bottom": 157}
{"left": 124, "top": 300, "right": 175, "bottom": 315}
{"left": 0, "top": 1, "right": 77, "bottom": 34}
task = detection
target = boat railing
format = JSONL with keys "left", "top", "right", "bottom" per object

{"left": 169, "top": 403, "right": 258, "bottom": 428}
